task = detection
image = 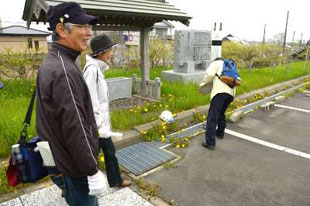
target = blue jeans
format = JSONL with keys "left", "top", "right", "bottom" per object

{"left": 205, "top": 93, "right": 234, "bottom": 146}
{"left": 99, "top": 137, "right": 123, "bottom": 187}
{"left": 51, "top": 173, "right": 98, "bottom": 206}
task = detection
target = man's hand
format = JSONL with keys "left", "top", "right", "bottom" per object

{"left": 87, "top": 170, "right": 108, "bottom": 196}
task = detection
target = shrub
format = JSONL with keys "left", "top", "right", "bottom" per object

{"left": 0, "top": 49, "right": 43, "bottom": 79}
{"left": 149, "top": 39, "right": 173, "bottom": 68}
{"left": 222, "top": 42, "right": 286, "bottom": 68}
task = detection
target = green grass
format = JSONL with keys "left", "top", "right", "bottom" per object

{"left": 0, "top": 80, "right": 36, "bottom": 157}
{"left": 1, "top": 62, "right": 309, "bottom": 158}
{"left": 237, "top": 61, "right": 309, "bottom": 95}
{"left": 111, "top": 61, "right": 310, "bottom": 131}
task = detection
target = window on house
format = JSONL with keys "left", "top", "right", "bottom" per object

{"left": 156, "top": 29, "right": 166, "bottom": 38}
{"left": 27, "top": 38, "right": 33, "bottom": 49}
{"left": 34, "top": 41, "right": 39, "bottom": 51}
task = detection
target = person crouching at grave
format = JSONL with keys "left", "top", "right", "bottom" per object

{"left": 83, "top": 34, "right": 131, "bottom": 187}
{"left": 201, "top": 58, "right": 235, "bottom": 150}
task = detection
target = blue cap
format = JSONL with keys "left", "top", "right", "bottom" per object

{"left": 46, "top": 2, "right": 98, "bottom": 31}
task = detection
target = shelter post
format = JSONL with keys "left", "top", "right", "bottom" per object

{"left": 140, "top": 26, "right": 151, "bottom": 95}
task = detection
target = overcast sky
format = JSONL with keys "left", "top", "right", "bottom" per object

{"left": 167, "top": 0, "right": 310, "bottom": 42}
{"left": 0, "top": 0, "right": 309, "bottom": 43}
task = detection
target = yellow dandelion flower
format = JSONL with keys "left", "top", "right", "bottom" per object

{"left": 100, "top": 156, "right": 105, "bottom": 162}
{"left": 203, "top": 115, "right": 206, "bottom": 120}
{"left": 161, "top": 135, "right": 165, "bottom": 138}
{"left": 161, "top": 122, "right": 167, "bottom": 126}
{"left": 173, "top": 113, "right": 177, "bottom": 117}
{"left": 176, "top": 144, "right": 180, "bottom": 148}
{"left": 143, "top": 131, "right": 147, "bottom": 135}
{"left": 130, "top": 109, "right": 133, "bottom": 112}
{"left": 162, "top": 126, "right": 167, "bottom": 130}
{"left": 182, "top": 144, "right": 185, "bottom": 148}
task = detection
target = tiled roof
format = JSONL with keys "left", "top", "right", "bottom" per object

{"left": 0, "top": 25, "right": 50, "bottom": 36}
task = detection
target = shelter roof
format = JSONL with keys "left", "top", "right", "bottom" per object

{"left": 23, "top": 0, "right": 191, "bottom": 29}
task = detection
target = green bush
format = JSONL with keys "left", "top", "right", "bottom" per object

{"left": 0, "top": 49, "right": 43, "bottom": 79}
{"left": 149, "top": 39, "right": 173, "bottom": 68}
{"left": 222, "top": 41, "right": 285, "bottom": 68}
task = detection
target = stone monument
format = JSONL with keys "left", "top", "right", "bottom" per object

{"left": 162, "top": 30, "right": 212, "bottom": 83}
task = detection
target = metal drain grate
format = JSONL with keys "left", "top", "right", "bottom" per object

{"left": 116, "top": 142, "right": 176, "bottom": 175}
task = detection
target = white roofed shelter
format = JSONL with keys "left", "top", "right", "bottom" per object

{"left": 22, "top": 0, "right": 191, "bottom": 96}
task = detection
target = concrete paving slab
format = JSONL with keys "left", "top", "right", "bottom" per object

{"left": 279, "top": 92, "right": 310, "bottom": 110}
{"left": 0, "top": 185, "right": 65, "bottom": 206}
{"left": 19, "top": 185, "right": 66, "bottom": 206}
{"left": 229, "top": 105, "right": 310, "bottom": 154}
{"left": 0, "top": 184, "right": 145, "bottom": 206}
{"left": 0, "top": 198, "right": 23, "bottom": 206}
{"left": 98, "top": 187, "right": 153, "bottom": 206}
{"left": 146, "top": 132, "right": 310, "bottom": 206}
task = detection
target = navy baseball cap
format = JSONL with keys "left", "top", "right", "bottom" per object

{"left": 46, "top": 2, "right": 98, "bottom": 31}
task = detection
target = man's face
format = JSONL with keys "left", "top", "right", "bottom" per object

{"left": 58, "top": 24, "right": 93, "bottom": 52}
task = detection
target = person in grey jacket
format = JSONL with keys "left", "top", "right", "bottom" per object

{"left": 36, "top": 2, "right": 107, "bottom": 205}
{"left": 83, "top": 34, "right": 131, "bottom": 187}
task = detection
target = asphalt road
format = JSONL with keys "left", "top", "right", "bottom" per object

{"left": 146, "top": 92, "right": 310, "bottom": 206}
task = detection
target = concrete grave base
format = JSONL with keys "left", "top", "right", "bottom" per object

{"left": 161, "top": 70, "right": 207, "bottom": 83}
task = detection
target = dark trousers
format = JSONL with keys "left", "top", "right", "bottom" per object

{"left": 51, "top": 174, "right": 98, "bottom": 206}
{"left": 99, "top": 137, "right": 123, "bottom": 187}
{"left": 205, "top": 93, "right": 234, "bottom": 146}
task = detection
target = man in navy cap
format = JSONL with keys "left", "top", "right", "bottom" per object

{"left": 36, "top": 2, "right": 107, "bottom": 205}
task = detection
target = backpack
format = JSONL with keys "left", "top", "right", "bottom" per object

{"left": 215, "top": 58, "right": 241, "bottom": 88}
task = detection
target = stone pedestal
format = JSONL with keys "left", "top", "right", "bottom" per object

{"left": 161, "top": 70, "right": 207, "bottom": 83}
{"left": 106, "top": 77, "right": 132, "bottom": 101}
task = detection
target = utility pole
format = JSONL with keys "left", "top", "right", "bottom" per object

{"left": 262, "top": 24, "right": 266, "bottom": 44}
{"left": 291, "top": 31, "right": 295, "bottom": 46}
{"left": 299, "top": 33, "right": 303, "bottom": 51}
{"left": 282, "top": 11, "right": 289, "bottom": 60}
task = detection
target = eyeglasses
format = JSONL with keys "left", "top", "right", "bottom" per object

{"left": 69, "top": 23, "right": 92, "bottom": 30}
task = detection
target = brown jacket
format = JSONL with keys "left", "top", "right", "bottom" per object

{"left": 36, "top": 43, "right": 99, "bottom": 177}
